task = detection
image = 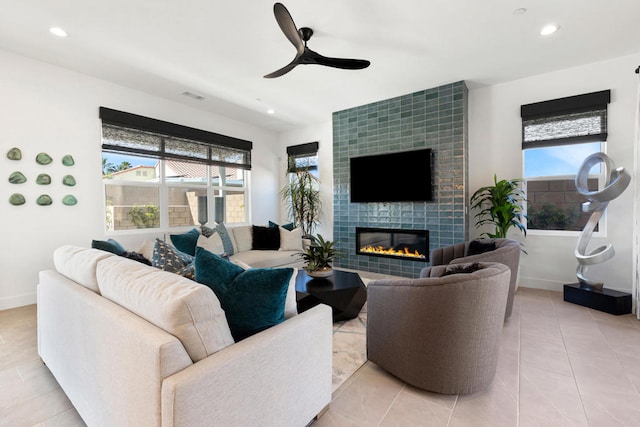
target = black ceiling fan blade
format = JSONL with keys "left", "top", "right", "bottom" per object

{"left": 273, "top": 2, "right": 304, "bottom": 54}
{"left": 263, "top": 58, "right": 300, "bottom": 78}
{"left": 307, "top": 49, "right": 371, "bottom": 70}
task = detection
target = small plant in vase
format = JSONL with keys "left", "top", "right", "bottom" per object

{"left": 297, "top": 234, "right": 341, "bottom": 278}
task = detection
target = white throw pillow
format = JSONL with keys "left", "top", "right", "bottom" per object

{"left": 197, "top": 233, "right": 224, "bottom": 255}
{"left": 284, "top": 267, "right": 299, "bottom": 318}
{"left": 231, "top": 225, "right": 253, "bottom": 253}
{"left": 279, "top": 226, "right": 303, "bottom": 251}
{"left": 137, "top": 239, "right": 155, "bottom": 262}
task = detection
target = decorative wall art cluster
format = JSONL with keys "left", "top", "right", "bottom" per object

{"left": 6, "top": 147, "right": 78, "bottom": 206}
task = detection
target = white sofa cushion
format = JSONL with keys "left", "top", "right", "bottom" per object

{"left": 53, "top": 245, "right": 114, "bottom": 293}
{"left": 96, "top": 256, "right": 234, "bottom": 362}
{"left": 231, "top": 225, "right": 253, "bottom": 252}
{"left": 279, "top": 226, "right": 303, "bottom": 251}
{"left": 230, "top": 249, "right": 301, "bottom": 269}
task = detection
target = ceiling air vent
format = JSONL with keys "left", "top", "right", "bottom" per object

{"left": 182, "top": 91, "right": 205, "bottom": 101}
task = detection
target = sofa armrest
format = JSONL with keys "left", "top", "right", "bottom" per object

{"left": 161, "top": 304, "right": 332, "bottom": 427}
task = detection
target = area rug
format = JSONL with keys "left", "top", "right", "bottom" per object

{"left": 331, "top": 301, "right": 368, "bottom": 392}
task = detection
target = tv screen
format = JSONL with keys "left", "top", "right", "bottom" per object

{"left": 350, "top": 148, "right": 433, "bottom": 202}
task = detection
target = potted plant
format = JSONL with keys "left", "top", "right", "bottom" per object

{"left": 280, "top": 159, "right": 321, "bottom": 238}
{"left": 297, "top": 234, "right": 341, "bottom": 278}
{"left": 470, "top": 174, "right": 527, "bottom": 239}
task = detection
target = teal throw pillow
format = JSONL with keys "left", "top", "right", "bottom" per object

{"left": 269, "top": 220, "right": 295, "bottom": 231}
{"left": 91, "top": 238, "right": 126, "bottom": 255}
{"left": 194, "top": 247, "right": 244, "bottom": 287}
{"left": 170, "top": 228, "right": 200, "bottom": 256}
{"left": 152, "top": 239, "right": 195, "bottom": 279}
{"left": 194, "top": 247, "right": 293, "bottom": 341}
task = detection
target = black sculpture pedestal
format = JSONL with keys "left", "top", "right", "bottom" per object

{"left": 563, "top": 283, "right": 632, "bottom": 315}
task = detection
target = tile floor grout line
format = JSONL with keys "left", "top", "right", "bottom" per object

{"left": 445, "top": 394, "right": 459, "bottom": 427}
{"left": 376, "top": 383, "right": 405, "bottom": 427}
{"left": 553, "top": 290, "right": 591, "bottom": 426}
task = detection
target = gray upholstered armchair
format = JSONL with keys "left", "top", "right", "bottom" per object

{"left": 430, "top": 238, "right": 520, "bottom": 319}
{"left": 366, "top": 262, "right": 511, "bottom": 395}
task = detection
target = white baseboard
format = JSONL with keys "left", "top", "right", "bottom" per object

{"left": 517, "top": 276, "right": 565, "bottom": 292}
{"left": 0, "top": 293, "right": 36, "bottom": 311}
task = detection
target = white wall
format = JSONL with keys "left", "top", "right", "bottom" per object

{"left": 0, "top": 49, "right": 279, "bottom": 310}
{"left": 469, "top": 53, "right": 640, "bottom": 295}
{"left": 277, "top": 121, "right": 334, "bottom": 239}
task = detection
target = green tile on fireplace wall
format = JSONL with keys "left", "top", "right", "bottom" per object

{"left": 333, "top": 81, "right": 468, "bottom": 278}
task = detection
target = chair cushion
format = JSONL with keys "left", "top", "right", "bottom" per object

{"left": 467, "top": 240, "right": 496, "bottom": 256}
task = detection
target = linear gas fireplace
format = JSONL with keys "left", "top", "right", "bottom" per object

{"left": 356, "top": 227, "right": 429, "bottom": 262}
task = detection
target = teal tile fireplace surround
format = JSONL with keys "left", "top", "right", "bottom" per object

{"left": 333, "top": 81, "right": 468, "bottom": 278}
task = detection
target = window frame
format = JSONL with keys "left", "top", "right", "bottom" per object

{"left": 520, "top": 90, "right": 610, "bottom": 236}
{"left": 100, "top": 108, "right": 252, "bottom": 233}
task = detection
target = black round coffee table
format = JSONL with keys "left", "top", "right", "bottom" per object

{"left": 295, "top": 269, "right": 367, "bottom": 321}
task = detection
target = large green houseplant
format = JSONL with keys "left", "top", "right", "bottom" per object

{"left": 280, "top": 160, "right": 321, "bottom": 238}
{"left": 470, "top": 174, "right": 527, "bottom": 239}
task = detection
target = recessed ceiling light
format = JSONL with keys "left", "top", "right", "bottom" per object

{"left": 49, "top": 27, "right": 68, "bottom": 37}
{"left": 513, "top": 8, "right": 527, "bottom": 15}
{"left": 267, "top": 109, "right": 276, "bottom": 115}
{"left": 540, "top": 24, "right": 559, "bottom": 36}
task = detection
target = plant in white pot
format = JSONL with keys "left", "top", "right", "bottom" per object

{"left": 297, "top": 234, "right": 341, "bottom": 278}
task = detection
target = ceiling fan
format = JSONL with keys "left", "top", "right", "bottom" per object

{"left": 264, "top": 2, "right": 371, "bottom": 78}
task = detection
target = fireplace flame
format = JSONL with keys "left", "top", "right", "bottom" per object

{"left": 359, "top": 245, "right": 426, "bottom": 259}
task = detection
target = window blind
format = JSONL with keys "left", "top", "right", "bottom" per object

{"left": 100, "top": 107, "right": 252, "bottom": 169}
{"left": 286, "top": 141, "right": 319, "bottom": 172}
{"left": 520, "top": 90, "right": 610, "bottom": 149}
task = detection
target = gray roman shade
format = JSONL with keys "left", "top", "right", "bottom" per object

{"left": 286, "top": 141, "right": 318, "bottom": 172}
{"left": 520, "top": 90, "right": 611, "bottom": 149}
{"left": 100, "top": 107, "right": 252, "bottom": 169}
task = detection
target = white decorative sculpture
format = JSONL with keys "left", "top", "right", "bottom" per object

{"left": 574, "top": 152, "right": 631, "bottom": 290}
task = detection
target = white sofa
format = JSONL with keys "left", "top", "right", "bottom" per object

{"left": 37, "top": 245, "right": 332, "bottom": 427}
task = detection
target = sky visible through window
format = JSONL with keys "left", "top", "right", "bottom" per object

{"left": 104, "top": 153, "right": 157, "bottom": 168}
{"left": 524, "top": 142, "right": 601, "bottom": 178}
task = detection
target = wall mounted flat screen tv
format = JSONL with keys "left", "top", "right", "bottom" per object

{"left": 350, "top": 148, "right": 433, "bottom": 202}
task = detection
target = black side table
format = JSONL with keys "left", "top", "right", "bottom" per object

{"left": 295, "top": 269, "right": 367, "bottom": 321}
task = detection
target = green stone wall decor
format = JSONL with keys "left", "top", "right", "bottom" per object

{"left": 62, "top": 175, "right": 76, "bottom": 186}
{"left": 36, "top": 173, "right": 52, "bottom": 185}
{"left": 36, "top": 152, "right": 53, "bottom": 165}
{"left": 9, "top": 193, "right": 26, "bottom": 205}
{"left": 62, "top": 195, "right": 78, "bottom": 206}
{"left": 7, "top": 148, "right": 22, "bottom": 160}
{"left": 9, "top": 171, "right": 27, "bottom": 184}
{"left": 62, "top": 154, "right": 75, "bottom": 166}
{"left": 36, "top": 195, "right": 53, "bottom": 206}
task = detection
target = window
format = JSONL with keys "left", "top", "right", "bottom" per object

{"left": 521, "top": 90, "right": 610, "bottom": 232}
{"left": 287, "top": 142, "right": 319, "bottom": 177}
{"left": 100, "top": 107, "right": 252, "bottom": 231}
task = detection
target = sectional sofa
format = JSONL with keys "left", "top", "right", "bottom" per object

{"left": 37, "top": 244, "right": 332, "bottom": 426}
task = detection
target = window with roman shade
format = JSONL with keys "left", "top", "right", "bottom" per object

{"left": 286, "top": 141, "right": 318, "bottom": 173}
{"left": 521, "top": 90, "right": 610, "bottom": 233}
{"left": 100, "top": 107, "right": 252, "bottom": 231}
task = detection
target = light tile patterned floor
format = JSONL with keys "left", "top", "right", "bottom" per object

{"left": 1, "top": 288, "right": 640, "bottom": 426}
{"left": 316, "top": 288, "right": 640, "bottom": 427}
